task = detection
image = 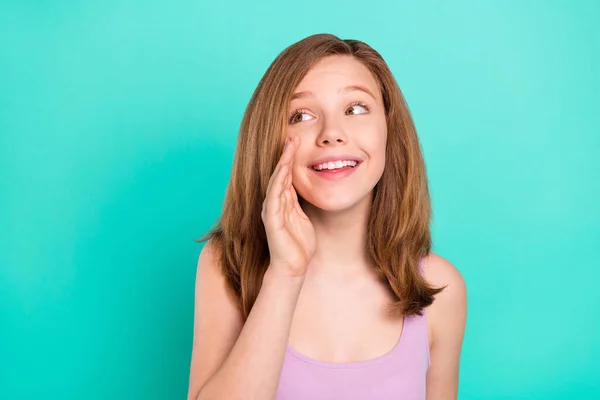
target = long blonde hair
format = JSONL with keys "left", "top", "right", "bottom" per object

{"left": 198, "top": 33, "right": 443, "bottom": 320}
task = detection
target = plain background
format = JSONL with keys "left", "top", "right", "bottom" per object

{"left": 1, "top": 1, "right": 599, "bottom": 399}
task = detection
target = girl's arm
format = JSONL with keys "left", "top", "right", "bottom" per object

{"left": 188, "top": 136, "right": 314, "bottom": 399}
{"left": 187, "top": 241, "right": 304, "bottom": 400}
{"left": 424, "top": 254, "right": 468, "bottom": 400}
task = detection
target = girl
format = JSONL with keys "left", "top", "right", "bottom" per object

{"left": 188, "top": 33, "right": 467, "bottom": 399}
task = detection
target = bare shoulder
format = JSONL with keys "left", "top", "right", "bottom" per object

{"left": 194, "top": 239, "right": 243, "bottom": 327}
{"left": 187, "top": 239, "right": 243, "bottom": 400}
{"left": 196, "top": 239, "right": 241, "bottom": 307}
{"left": 421, "top": 253, "right": 467, "bottom": 344}
{"left": 422, "top": 253, "right": 467, "bottom": 299}
{"left": 421, "top": 253, "right": 467, "bottom": 396}
{"left": 196, "top": 240, "right": 224, "bottom": 288}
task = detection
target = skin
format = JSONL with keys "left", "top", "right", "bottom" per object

{"left": 285, "top": 54, "right": 467, "bottom": 397}
{"left": 188, "top": 55, "right": 467, "bottom": 399}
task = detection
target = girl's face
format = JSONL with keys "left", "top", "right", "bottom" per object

{"left": 286, "top": 55, "right": 388, "bottom": 213}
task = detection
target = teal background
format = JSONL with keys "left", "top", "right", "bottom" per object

{"left": 1, "top": 1, "right": 598, "bottom": 399}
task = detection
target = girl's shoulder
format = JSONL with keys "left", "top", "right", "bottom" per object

{"left": 421, "top": 253, "right": 465, "bottom": 292}
{"left": 420, "top": 253, "right": 467, "bottom": 394}
{"left": 421, "top": 253, "right": 467, "bottom": 340}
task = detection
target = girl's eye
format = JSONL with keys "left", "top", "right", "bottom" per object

{"left": 346, "top": 102, "right": 370, "bottom": 115}
{"left": 288, "top": 101, "right": 371, "bottom": 124}
{"left": 289, "top": 110, "right": 314, "bottom": 124}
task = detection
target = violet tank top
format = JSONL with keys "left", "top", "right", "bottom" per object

{"left": 275, "top": 259, "right": 430, "bottom": 399}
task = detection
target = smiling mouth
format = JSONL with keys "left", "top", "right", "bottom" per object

{"left": 311, "top": 165, "right": 357, "bottom": 173}
{"left": 310, "top": 161, "right": 361, "bottom": 172}
{"left": 306, "top": 161, "right": 362, "bottom": 181}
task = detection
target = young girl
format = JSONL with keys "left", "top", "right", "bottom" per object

{"left": 188, "top": 33, "right": 467, "bottom": 399}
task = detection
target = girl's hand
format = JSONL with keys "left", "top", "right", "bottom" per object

{"left": 261, "top": 136, "right": 316, "bottom": 278}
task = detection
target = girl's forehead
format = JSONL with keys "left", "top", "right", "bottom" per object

{"left": 301, "top": 56, "right": 373, "bottom": 83}
{"left": 294, "top": 62, "right": 379, "bottom": 99}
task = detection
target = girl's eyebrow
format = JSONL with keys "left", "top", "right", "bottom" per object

{"left": 291, "top": 85, "right": 377, "bottom": 101}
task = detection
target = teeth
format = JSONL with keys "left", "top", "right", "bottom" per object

{"left": 312, "top": 160, "right": 358, "bottom": 171}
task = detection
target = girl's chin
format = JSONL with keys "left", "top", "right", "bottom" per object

{"left": 299, "top": 196, "right": 366, "bottom": 213}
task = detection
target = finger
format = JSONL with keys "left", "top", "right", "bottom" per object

{"left": 265, "top": 152, "right": 287, "bottom": 200}
{"left": 285, "top": 185, "right": 296, "bottom": 215}
{"left": 264, "top": 168, "right": 287, "bottom": 222}
{"left": 265, "top": 137, "right": 293, "bottom": 196}
{"left": 278, "top": 162, "right": 293, "bottom": 200}
{"left": 289, "top": 180, "right": 299, "bottom": 203}
{"left": 280, "top": 135, "right": 297, "bottom": 165}
{"left": 283, "top": 138, "right": 298, "bottom": 188}
{"left": 288, "top": 183, "right": 306, "bottom": 219}
{"left": 280, "top": 174, "right": 289, "bottom": 217}
{"left": 272, "top": 137, "right": 297, "bottom": 197}
{"left": 265, "top": 163, "right": 282, "bottom": 200}
{"left": 268, "top": 161, "right": 291, "bottom": 207}
{"left": 295, "top": 197, "right": 308, "bottom": 220}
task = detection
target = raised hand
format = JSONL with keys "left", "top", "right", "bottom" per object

{"left": 261, "top": 136, "right": 316, "bottom": 278}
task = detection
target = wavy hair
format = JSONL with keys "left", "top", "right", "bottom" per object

{"left": 197, "top": 33, "right": 443, "bottom": 320}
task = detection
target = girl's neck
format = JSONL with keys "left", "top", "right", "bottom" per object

{"left": 301, "top": 195, "right": 372, "bottom": 277}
